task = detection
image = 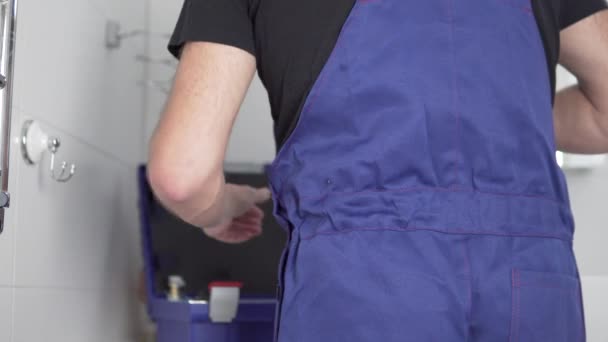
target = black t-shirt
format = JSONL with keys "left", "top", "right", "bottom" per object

{"left": 168, "top": 0, "right": 607, "bottom": 150}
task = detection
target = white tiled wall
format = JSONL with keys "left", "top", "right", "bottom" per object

{"left": 0, "top": 130, "right": 21, "bottom": 286}
{"left": 570, "top": 163, "right": 608, "bottom": 276}
{"left": 583, "top": 276, "right": 608, "bottom": 342}
{"left": 0, "top": 288, "right": 13, "bottom": 341}
{"left": 0, "top": 217, "right": 15, "bottom": 285}
{"left": 12, "top": 115, "right": 140, "bottom": 290}
{"left": 0, "top": 0, "right": 147, "bottom": 340}
{"left": 13, "top": 0, "right": 147, "bottom": 164}
{"left": 12, "top": 286, "right": 137, "bottom": 342}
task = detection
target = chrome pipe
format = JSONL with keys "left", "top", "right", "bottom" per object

{"left": 0, "top": 0, "right": 18, "bottom": 233}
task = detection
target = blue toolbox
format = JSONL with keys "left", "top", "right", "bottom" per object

{"left": 137, "top": 164, "right": 285, "bottom": 342}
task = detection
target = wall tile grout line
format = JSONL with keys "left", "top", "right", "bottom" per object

{"left": 9, "top": 111, "right": 23, "bottom": 342}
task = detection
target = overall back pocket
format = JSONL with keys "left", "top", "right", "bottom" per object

{"left": 510, "top": 269, "right": 585, "bottom": 342}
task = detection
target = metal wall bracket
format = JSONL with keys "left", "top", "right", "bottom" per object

{"left": 105, "top": 20, "right": 171, "bottom": 50}
{"left": 21, "top": 120, "right": 76, "bottom": 183}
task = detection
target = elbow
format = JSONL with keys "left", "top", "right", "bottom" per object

{"left": 147, "top": 160, "right": 194, "bottom": 205}
{"left": 147, "top": 153, "right": 222, "bottom": 216}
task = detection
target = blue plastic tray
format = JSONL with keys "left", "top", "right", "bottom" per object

{"left": 137, "top": 165, "right": 277, "bottom": 342}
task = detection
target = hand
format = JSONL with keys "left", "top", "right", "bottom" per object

{"left": 202, "top": 184, "right": 271, "bottom": 243}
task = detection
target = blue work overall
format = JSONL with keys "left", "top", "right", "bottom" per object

{"left": 266, "top": 0, "right": 586, "bottom": 341}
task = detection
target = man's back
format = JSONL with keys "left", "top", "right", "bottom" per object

{"left": 147, "top": 1, "right": 608, "bottom": 340}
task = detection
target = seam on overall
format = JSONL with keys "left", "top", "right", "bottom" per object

{"left": 509, "top": 269, "right": 521, "bottom": 342}
{"left": 446, "top": 0, "right": 464, "bottom": 186}
{"left": 300, "top": 226, "right": 570, "bottom": 241}
{"left": 577, "top": 283, "right": 586, "bottom": 342}
{"left": 516, "top": 271, "right": 521, "bottom": 340}
{"left": 516, "top": 270, "right": 521, "bottom": 342}
{"left": 509, "top": 270, "right": 516, "bottom": 342}
{"left": 295, "top": 185, "right": 568, "bottom": 207}
{"left": 462, "top": 240, "right": 473, "bottom": 338}
{"left": 273, "top": 239, "right": 290, "bottom": 342}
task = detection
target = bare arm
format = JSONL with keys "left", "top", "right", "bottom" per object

{"left": 555, "top": 10, "right": 608, "bottom": 154}
{"left": 147, "top": 42, "right": 269, "bottom": 238}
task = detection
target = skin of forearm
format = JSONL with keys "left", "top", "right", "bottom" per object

{"left": 554, "top": 83, "right": 608, "bottom": 154}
